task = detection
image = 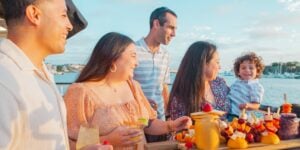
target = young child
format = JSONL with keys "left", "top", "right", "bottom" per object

{"left": 227, "top": 52, "right": 265, "bottom": 121}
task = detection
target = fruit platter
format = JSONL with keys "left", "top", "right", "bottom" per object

{"left": 165, "top": 101, "right": 300, "bottom": 150}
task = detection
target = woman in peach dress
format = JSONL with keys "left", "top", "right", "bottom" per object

{"left": 64, "top": 32, "right": 191, "bottom": 150}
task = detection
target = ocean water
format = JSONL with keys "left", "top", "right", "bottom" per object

{"left": 55, "top": 72, "right": 300, "bottom": 107}
{"left": 170, "top": 73, "right": 300, "bottom": 107}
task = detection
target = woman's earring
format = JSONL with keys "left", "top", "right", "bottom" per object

{"left": 110, "top": 64, "right": 117, "bottom": 73}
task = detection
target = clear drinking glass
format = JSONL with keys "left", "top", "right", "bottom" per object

{"left": 76, "top": 125, "right": 99, "bottom": 150}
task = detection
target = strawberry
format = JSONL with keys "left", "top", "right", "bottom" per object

{"left": 102, "top": 140, "right": 110, "bottom": 145}
{"left": 185, "top": 141, "right": 193, "bottom": 149}
{"left": 202, "top": 103, "right": 213, "bottom": 112}
{"left": 238, "top": 118, "right": 245, "bottom": 124}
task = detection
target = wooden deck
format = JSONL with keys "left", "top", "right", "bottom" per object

{"left": 145, "top": 138, "right": 300, "bottom": 150}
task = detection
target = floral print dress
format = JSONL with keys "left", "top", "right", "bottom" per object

{"left": 168, "top": 76, "right": 230, "bottom": 120}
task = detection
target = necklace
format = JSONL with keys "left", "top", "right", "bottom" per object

{"left": 110, "top": 87, "right": 117, "bottom": 93}
{"left": 106, "top": 82, "right": 117, "bottom": 93}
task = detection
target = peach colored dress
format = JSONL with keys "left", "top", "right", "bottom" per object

{"left": 64, "top": 80, "right": 157, "bottom": 150}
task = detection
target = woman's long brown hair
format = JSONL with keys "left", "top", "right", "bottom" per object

{"left": 76, "top": 32, "right": 134, "bottom": 82}
{"left": 168, "top": 41, "right": 217, "bottom": 114}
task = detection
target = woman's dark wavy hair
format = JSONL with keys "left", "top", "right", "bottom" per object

{"left": 76, "top": 32, "right": 134, "bottom": 82}
{"left": 168, "top": 41, "right": 217, "bottom": 114}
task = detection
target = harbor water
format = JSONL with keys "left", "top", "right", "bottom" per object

{"left": 55, "top": 72, "right": 300, "bottom": 107}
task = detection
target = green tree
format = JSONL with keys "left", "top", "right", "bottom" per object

{"left": 56, "top": 65, "right": 63, "bottom": 72}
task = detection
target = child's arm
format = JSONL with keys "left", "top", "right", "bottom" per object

{"left": 239, "top": 102, "right": 260, "bottom": 110}
{"left": 240, "top": 82, "right": 264, "bottom": 111}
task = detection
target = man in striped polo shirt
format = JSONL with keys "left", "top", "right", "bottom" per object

{"left": 134, "top": 7, "right": 177, "bottom": 142}
{"left": 134, "top": 7, "right": 177, "bottom": 121}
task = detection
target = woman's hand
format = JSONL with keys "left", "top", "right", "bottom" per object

{"left": 102, "top": 126, "right": 143, "bottom": 147}
{"left": 170, "top": 116, "right": 192, "bottom": 132}
{"left": 82, "top": 144, "right": 113, "bottom": 150}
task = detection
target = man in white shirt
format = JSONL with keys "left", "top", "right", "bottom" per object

{"left": 0, "top": 0, "right": 111, "bottom": 149}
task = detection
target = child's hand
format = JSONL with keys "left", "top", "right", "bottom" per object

{"left": 239, "top": 103, "right": 248, "bottom": 110}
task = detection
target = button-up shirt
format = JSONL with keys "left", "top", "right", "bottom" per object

{"left": 228, "top": 79, "right": 264, "bottom": 116}
{"left": 0, "top": 39, "right": 69, "bottom": 150}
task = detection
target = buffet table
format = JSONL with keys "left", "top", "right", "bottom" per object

{"left": 145, "top": 138, "right": 300, "bottom": 150}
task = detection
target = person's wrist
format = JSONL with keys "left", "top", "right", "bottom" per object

{"left": 245, "top": 103, "right": 249, "bottom": 109}
{"left": 99, "top": 135, "right": 109, "bottom": 144}
{"left": 167, "top": 120, "right": 175, "bottom": 132}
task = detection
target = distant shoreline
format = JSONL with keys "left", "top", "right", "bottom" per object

{"left": 53, "top": 72, "right": 299, "bottom": 86}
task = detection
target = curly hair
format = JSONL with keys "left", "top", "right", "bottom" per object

{"left": 233, "top": 52, "right": 265, "bottom": 79}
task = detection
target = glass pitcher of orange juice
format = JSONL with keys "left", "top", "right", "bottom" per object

{"left": 192, "top": 113, "right": 220, "bottom": 150}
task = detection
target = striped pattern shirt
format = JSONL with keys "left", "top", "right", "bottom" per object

{"left": 228, "top": 79, "right": 264, "bottom": 116}
{"left": 133, "top": 38, "right": 170, "bottom": 120}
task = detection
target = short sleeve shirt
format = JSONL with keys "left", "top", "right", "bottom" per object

{"left": 133, "top": 38, "right": 170, "bottom": 120}
{"left": 228, "top": 79, "right": 264, "bottom": 116}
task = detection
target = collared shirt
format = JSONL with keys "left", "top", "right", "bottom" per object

{"left": 228, "top": 79, "right": 264, "bottom": 116}
{"left": 0, "top": 39, "right": 69, "bottom": 150}
{"left": 133, "top": 38, "right": 170, "bottom": 120}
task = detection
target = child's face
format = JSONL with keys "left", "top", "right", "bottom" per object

{"left": 238, "top": 60, "right": 257, "bottom": 80}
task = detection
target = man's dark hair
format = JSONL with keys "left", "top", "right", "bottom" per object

{"left": 1, "top": 0, "right": 88, "bottom": 38}
{"left": 149, "top": 7, "right": 177, "bottom": 29}
{"left": 1, "top": 0, "right": 38, "bottom": 26}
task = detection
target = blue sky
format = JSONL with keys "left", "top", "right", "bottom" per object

{"left": 46, "top": 0, "right": 300, "bottom": 71}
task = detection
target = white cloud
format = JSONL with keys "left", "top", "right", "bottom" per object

{"left": 215, "top": 4, "right": 235, "bottom": 15}
{"left": 113, "top": 0, "right": 154, "bottom": 3}
{"left": 193, "top": 25, "right": 212, "bottom": 32}
{"left": 244, "top": 26, "right": 289, "bottom": 39}
{"left": 179, "top": 31, "right": 213, "bottom": 42}
{"left": 278, "top": 0, "right": 300, "bottom": 12}
{"left": 254, "top": 13, "right": 300, "bottom": 27}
